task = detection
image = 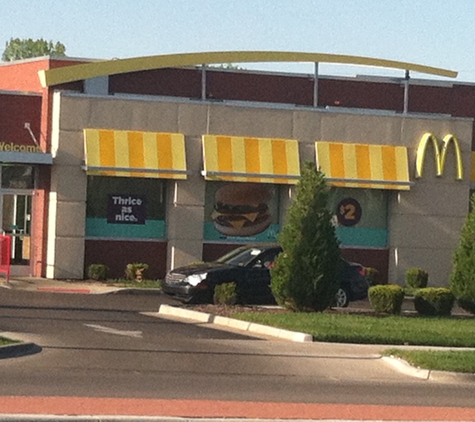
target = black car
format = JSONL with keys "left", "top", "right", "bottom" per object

{"left": 163, "top": 244, "right": 368, "bottom": 307}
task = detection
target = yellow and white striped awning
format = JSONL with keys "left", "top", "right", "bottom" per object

{"left": 202, "top": 135, "right": 300, "bottom": 184}
{"left": 84, "top": 129, "right": 187, "bottom": 179}
{"left": 315, "top": 141, "right": 411, "bottom": 190}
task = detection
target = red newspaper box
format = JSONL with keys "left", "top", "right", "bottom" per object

{"left": 0, "top": 235, "right": 11, "bottom": 281}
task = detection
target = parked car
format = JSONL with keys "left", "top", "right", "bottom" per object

{"left": 163, "top": 244, "right": 368, "bottom": 307}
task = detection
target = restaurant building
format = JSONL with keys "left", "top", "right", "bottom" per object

{"left": 0, "top": 52, "right": 473, "bottom": 286}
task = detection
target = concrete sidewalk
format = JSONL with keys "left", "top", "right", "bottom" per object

{"left": 0, "top": 276, "right": 160, "bottom": 295}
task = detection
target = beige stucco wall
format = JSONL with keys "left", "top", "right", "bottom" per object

{"left": 389, "top": 117, "right": 472, "bottom": 286}
{"left": 48, "top": 92, "right": 472, "bottom": 285}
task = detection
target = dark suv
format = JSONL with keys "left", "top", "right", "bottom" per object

{"left": 163, "top": 244, "right": 368, "bottom": 307}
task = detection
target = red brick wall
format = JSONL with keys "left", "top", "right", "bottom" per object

{"left": 0, "top": 58, "right": 89, "bottom": 93}
{"left": 0, "top": 93, "right": 42, "bottom": 144}
{"left": 207, "top": 71, "right": 313, "bottom": 105}
{"left": 110, "top": 68, "right": 201, "bottom": 98}
{"left": 0, "top": 60, "right": 50, "bottom": 92}
{"left": 202, "top": 243, "right": 242, "bottom": 263}
{"left": 340, "top": 248, "right": 389, "bottom": 285}
{"left": 84, "top": 240, "right": 168, "bottom": 280}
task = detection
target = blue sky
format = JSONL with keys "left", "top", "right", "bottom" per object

{"left": 1, "top": 0, "right": 473, "bottom": 82}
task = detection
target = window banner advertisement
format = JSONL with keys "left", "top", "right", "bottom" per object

{"left": 203, "top": 182, "right": 280, "bottom": 243}
{"left": 329, "top": 188, "right": 388, "bottom": 248}
{"left": 107, "top": 194, "right": 146, "bottom": 224}
{"left": 86, "top": 176, "right": 166, "bottom": 239}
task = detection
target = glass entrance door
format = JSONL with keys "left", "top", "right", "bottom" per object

{"left": 2, "top": 194, "right": 31, "bottom": 270}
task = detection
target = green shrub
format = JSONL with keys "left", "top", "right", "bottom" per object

{"left": 214, "top": 282, "right": 237, "bottom": 305}
{"left": 270, "top": 162, "right": 342, "bottom": 312}
{"left": 368, "top": 284, "right": 405, "bottom": 314}
{"left": 414, "top": 288, "right": 454, "bottom": 317}
{"left": 87, "top": 264, "right": 108, "bottom": 281}
{"left": 406, "top": 268, "right": 429, "bottom": 289}
{"left": 364, "top": 267, "right": 379, "bottom": 286}
{"left": 451, "top": 195, "right": 475, "bottom": 315}
{"left": 125, "top": 263, "right": 149, "bottom": 281}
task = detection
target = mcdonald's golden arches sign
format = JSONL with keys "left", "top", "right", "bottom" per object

{"left": 415, "top": 133, "right": 463, "bottom": 180}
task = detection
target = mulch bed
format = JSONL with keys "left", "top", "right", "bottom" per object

{"left": 183, "top": 304, "right": 290, "bottom": 318}
{"left": 182, "top": 303, "right": 379, "bottom": 318}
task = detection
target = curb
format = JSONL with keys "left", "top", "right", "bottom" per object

{"left": 382, "top": 355, "right": 475, "bottom": 383}
{"left": 158, "top": 305, "right": 313, "bottom": 342}
{"left": 0, "top": 341, "right": 42, "bottom": 359}
{"left": 156, "top": 305, "right": 475, "bottom": 382}
{"left": 109, "top": 288, "right": 164, "bottom": 295}
{"left": 37, "top": 287, "right": 91, "bottom": 294}
{"left": 381, "top": 355, "right": 430, "bottom": 379}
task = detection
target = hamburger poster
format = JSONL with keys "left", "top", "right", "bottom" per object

{"left": 204, "top": 182, "right": 279, "bottom": 242}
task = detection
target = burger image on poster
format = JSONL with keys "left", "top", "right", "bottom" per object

{"left": 212, "top": 183, "right": 272, "bottom": 237}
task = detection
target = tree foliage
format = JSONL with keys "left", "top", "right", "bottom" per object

{"left": 2, "top": 38, "right": 66, "bottom": 62}
{"left": 270, "top": 161, "right": 342, "bottom": 312}
{"left": 450, "top": 194, "right": 475, "bottom": 314}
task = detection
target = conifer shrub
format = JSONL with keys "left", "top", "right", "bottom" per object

{"left": 450, "top": 195, "right": 475, "bottom": 315}
{"left": 270, "top": 162, "right": 342, "bottom": 312}
{"left": 413, "top": 288, "right": 454, "bottom": 316}
{"left": 87, "top": 264, "right": 108, "bottom": 281}
{"left": 368, "top": 284, "right": 405, "bottom": 314}
{"left": 214, "top": 282, "right": 238, "bottom": 305}
{"left": 406, "top": 267, "right": 429, "bottom": 289}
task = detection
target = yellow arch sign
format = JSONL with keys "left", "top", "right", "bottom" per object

{"left": 415, "top": 133, "right": 463, "bottom": 180}
{"left": 38, "top": 51, "right": 458, "bottom": 88}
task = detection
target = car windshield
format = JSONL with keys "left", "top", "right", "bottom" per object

{"left": 216, "top": 247, "right": 263, "bottom": 266}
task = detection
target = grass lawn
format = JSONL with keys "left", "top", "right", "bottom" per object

{"left": 232, "top": 311, "right": 475, "bottom": 347}
{"left": 232, "top": 311, "right": 475, "bottom": 373}
{"left": 0, "top": 336, "right": 19, "bottom": 346}
{"left": 383, "top": 349, "right": 475, "bottom": 374}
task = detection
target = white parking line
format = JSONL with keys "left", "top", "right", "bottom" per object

{"left": 84, "top": 324, "right": 142, "bottom": 338}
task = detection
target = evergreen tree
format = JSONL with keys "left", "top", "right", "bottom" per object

{"left": 2, "top": 38, "right": 66, "bottom": 62}
{"left": 450, "top": 194, "right": 475, "bottom": 314}
{"left": 270, "top": 161, "right": 341, "bottom": 311}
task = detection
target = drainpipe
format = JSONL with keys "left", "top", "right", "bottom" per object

{"left": 403, "top": 70, "right": 410, "bottom": 114}
{"left": 201, "top": 64, "right": 207, "bottom": 100}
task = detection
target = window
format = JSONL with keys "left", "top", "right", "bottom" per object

{"left": 203, "top": 181, "right": 280, "bottom": 243}
{"left": 1, "top": 165, "right": 35, "bottom": 189}
{"left": 86, "top": 176, "right": 166, "bottom": 239}
{"left": 329, "top": 188, "right": 389, "bottom": 248}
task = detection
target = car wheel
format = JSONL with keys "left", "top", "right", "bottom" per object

{"left": 334, "top": 287, "right": 350, "bottom": 308}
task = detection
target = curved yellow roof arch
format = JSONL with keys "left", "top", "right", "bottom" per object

{"left": 38, "top": 51, "right": 458, "bottom": 88}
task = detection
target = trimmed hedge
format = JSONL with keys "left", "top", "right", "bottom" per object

{"left": 406, "top": 268, "right": 429, "bottom": 289}
{"left": 414, "top": 288, "right": 454, "bottom": 317}
{"left": 88, "top": 264, "right": 108, "bottom": 281}
{"left": 369, "top": 284, "right": 405, "bottom": 314}
{"left": 214, "top": 282, "right": 237, "bottom": 305}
